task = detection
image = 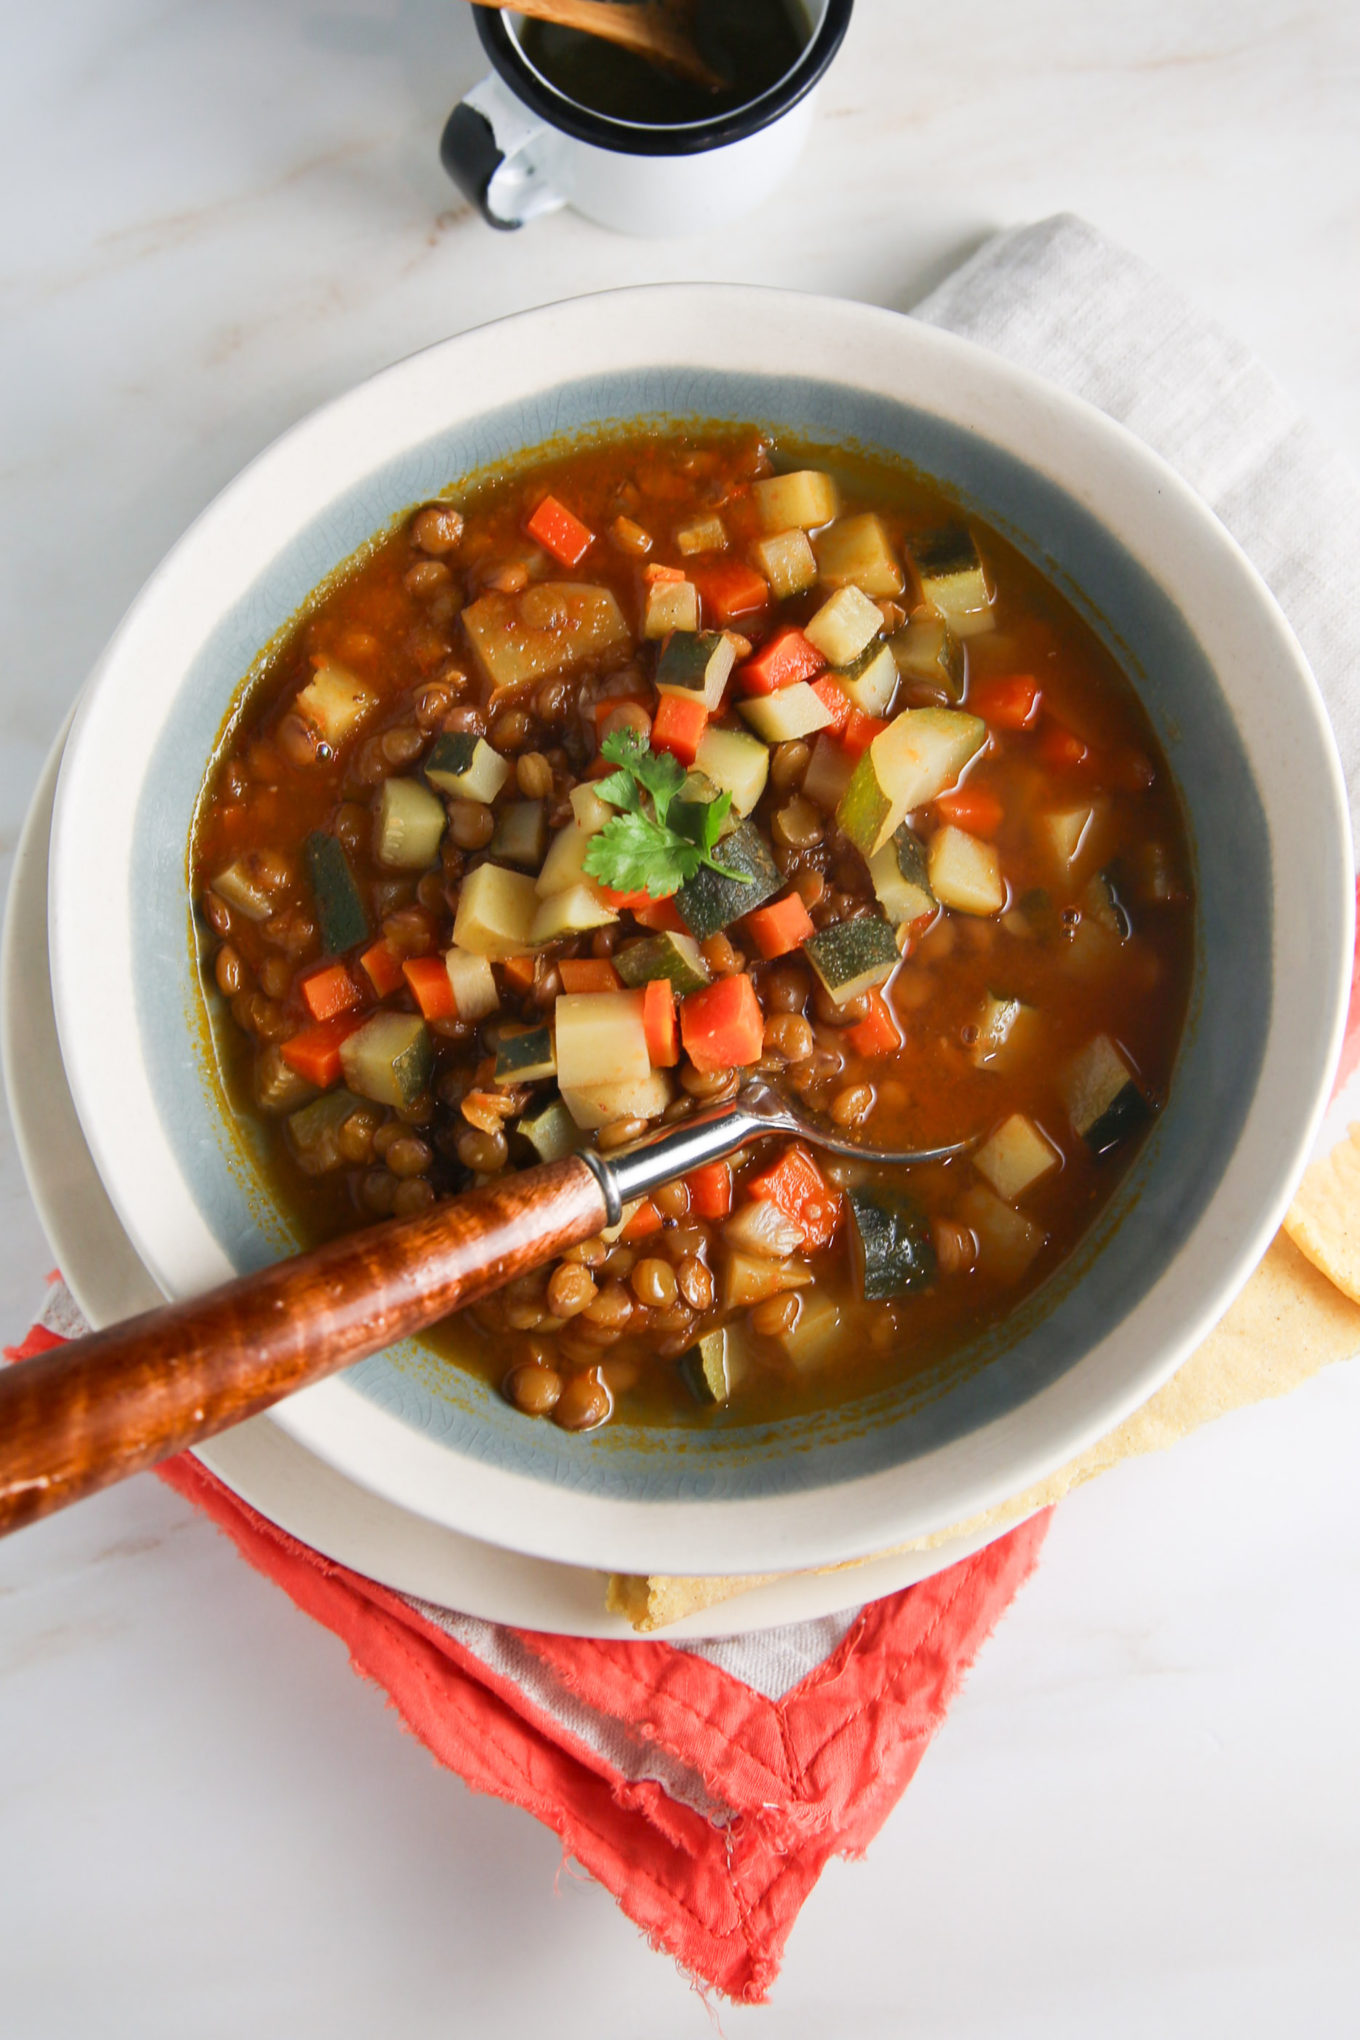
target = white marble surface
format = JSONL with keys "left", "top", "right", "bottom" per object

{"left": 2, "top": 2, "right": 1359, "bottom": 2030}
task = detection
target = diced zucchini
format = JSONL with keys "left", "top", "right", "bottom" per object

{"left": 675, "top": 819, "right": 781, "bottom": 938}
{"left": 287, "top": 1088, "right": 367, "bottom": 1171}
{"left": 614, "top": 930, "right": 711, "bottom": 995}
{"left": 374, "top": 777, "right": 446, "bottom": 870}
{"left": 554, "top": 990, "right": 650, "bottom": 1089}
{"left": 559, "top": 1067, "right": 673, "bottom": 1130}
{"left": 907, "top": 527, "right": 995, "bottom": 638}
{"left": 740, "top": 680, "right": 834, "bottom": 744}
{"left": 210, "top": 854, "right": 281, "bottom": 925}
{"left": 802, "top": 733, "right": 855, "bottom": 814}
{"left": 868, "top": 824, "right": 936, "bottom": 926}
{"left": 675, "top": 515, "right": 726, "bottom": 555}
{"left": 721, "top": 1250, "right": 813, "bottom": 1310}
{"left": 517, "top": 1095, "right": 579, "bottom": 1163}
{"left": 424, "top": 732, "right": 511, "bottom": 804}
{"left": 803, "top": 585, "right": 884, "bottom": 668}
{"left": 888, "top": 611, "right": 965, "bottom": 702}
{"left": 1039, "top": 800, "right": 1106, "bottom": 877}
{"left": 1062, "top": 1035, "right": 1152, "bottom": 1155}
{"left": 528, "top": 882, "right": 618, "bottom": 945}
{"left": 831, "top": 641, "right": 897, "bottom": 717}
{"left": 1112, "top": 839, "right": 1185, "bottom": 906}
{"left": 677, "top": 769, "right": 739, "bottom": 838}
{"left": 444, "top": 945, "right": 499, "bottom": 1022}
{"left": 974, "top": 1114, "right": 1060, "bottom": 1202}
{"left": 643, "top": 578, "right": 700, "bottom": 638}
{"left": 848, "top": 1187, "right": 937, "bottom": 1300}
{"left": 753, "top": 469, "right": 839, "bottom": 533}
{"left": 971, "top": 991, "right": 1036, "bottom": 1069}
{"left": 461, "top": 582, "right": 630, "bottom": 689}
{"left": 339, "top": 1012, "right": 432, "bottom": 1109}
{"left": 956, "top": 1185, "right": 1045, "bottom": 1282}
{"left": 928, "top": 825, "right": 1006, "bottom": 916}
{"left": 655, "top": 630, "right": 735, "bottom": 710}
{"left": 780, "top": 1291, "right": 844, "bottom": 1372}
{"left": 752, "top": 527, "right": 817, "bottom": 599}
{"left": 1082, "top": 868, "right": 1131, "bottom": 940}
{"left": 692, "top": 725, "right": 769, "bottom": 817}
{"left": 452, "top": 862, "right": 539, "bottom": 957}
{"left": 494, "top": 1024, "right": 556, "bottom": 1085}
{"left": 813, "top": 513, "right": 905, "bottom": 599}
{"left": 836, "top": 707, "right": 987, "bottom": 855}
{"left": 569, "top": 782, "right": 614, "bottom": 836}
{"left": 305, "top": 832, "right": 369, "bottom": 954}
{"left": 293, "top": 661, "right": 376, "bottom": 746}
{"left": 490, "top": 800, "right": 547, "bottom": 870}
{"left": 678, "top": 1327, "right": 729, "bottom": 1405}
{"left": 803, "top": 916, "right": 899, "bottom": 1003}
{"left": 535, "top": 821, "right": 594, "bottom": 897}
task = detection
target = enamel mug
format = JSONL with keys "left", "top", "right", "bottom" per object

{"left": 440, "top": 1, "right": 853, "bottom": 235}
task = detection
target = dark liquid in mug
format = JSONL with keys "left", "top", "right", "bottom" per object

{"left": 517, "top": 0, "right": 811, "bottom": 127}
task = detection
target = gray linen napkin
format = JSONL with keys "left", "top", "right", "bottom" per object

{"left": 913, "top": 212, "right": 1360, "bottom": 844}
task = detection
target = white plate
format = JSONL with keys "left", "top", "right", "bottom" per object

{"left": 2, "top": 729, "right": 1005, "bottom": 1637}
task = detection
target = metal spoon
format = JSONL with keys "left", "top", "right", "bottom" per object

{"left": 0, "top": 1077, "right": 973, "bottom": 1538}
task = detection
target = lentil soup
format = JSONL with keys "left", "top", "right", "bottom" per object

{"left": 192, "top": 427, "right": 1194, "bottom": 1435}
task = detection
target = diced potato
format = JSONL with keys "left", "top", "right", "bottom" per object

{"left": 928, "top": 825, "right": 1006, "bottom": 916}
{"left": 693, "top": 724, "right": 769, "bottom": 816}
{"left": 971, "top": 991, "right": 1036, "bottom": 1069}
{"left": 461, "top": 582, "right": 630, "bottom": 689}
{"left": 559, "top": 1068, "right": 674, "bottom": 1131}
{"left": 535, "top": 821, "right": 594, "bottom": 896}
{"left": 210, "top": 854, "right": 281, "bottom": 924}
{"left": 294, "top": 661, "right": 376, "bottom": 746}
{"left": 528, "top": 882, "right": 618, "bottom": 945}
{"left": 974, "top": 1114, "right": 1060, "bottom": 1201}
{"left": 721, "top": 1250, "right": 814, "bottom": 1309}
{"left": 780, "top": 1291, "right": 844, "bottom": 1372}
{"left": 643, "top": 579, "right": 700, "bottom": 638}
{"left": 752, "top": 527, "right": 818, "bottom": 600}
{"left": 740, "top": 681, "right": 834, "bottom": 744}
{"left": 803, "top": 585, "right": 884, "bottom": 668}
{"left": 802, "top": 733, "right": 855, "bottom": 814}
{"left": 832, "top": 642, "right": 897, "bottom": 717}
{"left": 956, "top": 1185, "right": 1046, "bottom": 1283}
{"left": 444, "top": 945, "right": 499, "bottom": 1022}
{"left": 1039, "top": 800, "right": 1107, "bottom": 878}
{"left": 451, "top": 862, "right": 539, "bottom": 957}
{"left": 554, "top": 990, "right": 650, "bottom": 1089}
{"left": 813, "top": 514, "right": 905, "bottom": 600}
{"left": 676, "top": 515, "right": 726, "bottom": 555}
{"left": 753, "top": 469, "right": 839, "bottom": 533}
{"left": 569, "top": 783, "right": 614, "bottom": 836}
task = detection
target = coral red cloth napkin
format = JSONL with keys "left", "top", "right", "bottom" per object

{"left": 6, "top": 1296, "right": 1050, "bottom": 2002}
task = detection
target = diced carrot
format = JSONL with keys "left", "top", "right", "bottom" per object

{"left": 1037, "top": 716, "right": 1091, "bottom": 769}
{"left": 935, "top": 783, "right": 1004, "bottom": 836}
{"left": 680, "top": 972, "right": 764, "bottom": 1073}
{"left": 643, "top": 561, "right": 686, "bottom": 585}
{"left": 632, "top": 894, "right": 687, "bottom": 933}
{"left": 650, "top": 691, "right": 709, "bottom": 767}
{"left": 599, "top": 883, "right": 678, "bottom": 915}
{"left": 693, "top": 558, "right": 769, "bottom": 625}
{"left": 642, "top": 979, "right": 679, "bottom": 1066}
{"left": 590, "top": 691, "right": 649, "bottom": 731}
{"left": 525, "top": 493, "right": 593, "bottom": 568}
{"left": 973, "top": 674, "right": 1043, "bottom": 731}
{"left": 846, "top": 987, "right": 902, "bottom": 1058}
{"left": 621, "top": 1198, "right": 665, "bottom": 1242}
{"left": 359, "top": 938, "right": 405, "bottom": 1000}
{"left": 842, "top": 710, "right": 889, "bottom": 760}
{"left": 743, "top": 1142, "right": 841, "bottom": 1250}
{"left": 558, "top": 957, "right": 621, "bottom": 994}
{"left": 278, "top": 1015, "right": 364, "bottom": 1089}
{"left": 685, "top": 1160, "right": 732, "bottom": 1220}
{"left": 401, "top": 955, "right": 456, "bottom": 1021}
{"left": 501, "top": 954, "right": 537, "bottom": 994}
{"left": 735, "top": 626, "right": 824, "bottom": 696}
{"left": 300, "top": 961, "right": 362, "bottom": 1023}
{"left": 744, "top": 890, "right": 816, "bottom": 960}
{"left": 810, "top": 674, "right": 851, "bottom": 734}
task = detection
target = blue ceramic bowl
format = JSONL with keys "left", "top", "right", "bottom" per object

{"left": 46, "top": 287, "right": 1352, "bottom": 1574}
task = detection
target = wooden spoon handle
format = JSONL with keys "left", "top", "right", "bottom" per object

{"left": 0, "top": 1154, "right": 608, "bottom": 1538}
{"left": 473, "top": 0, "right": 721, "bottom": 90}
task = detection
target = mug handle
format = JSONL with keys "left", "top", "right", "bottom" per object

{"left": 440, "top": 75, "right": 567, "bottom": 231}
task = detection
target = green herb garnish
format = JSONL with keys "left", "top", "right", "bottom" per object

{"left": 583, "top": 727, "right": 751, "bottom": 900}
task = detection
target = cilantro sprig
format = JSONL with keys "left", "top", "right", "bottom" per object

{"left": 582, "top": 727, "right": 751, "bottom": 901}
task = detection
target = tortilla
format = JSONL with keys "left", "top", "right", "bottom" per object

{"left": 1282, "top": 1121, "right": 1360, "bottom": 1300}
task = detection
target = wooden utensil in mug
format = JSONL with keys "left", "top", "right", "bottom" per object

{"left": 465, "top": 0, "right": 723, "bottom": 91}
